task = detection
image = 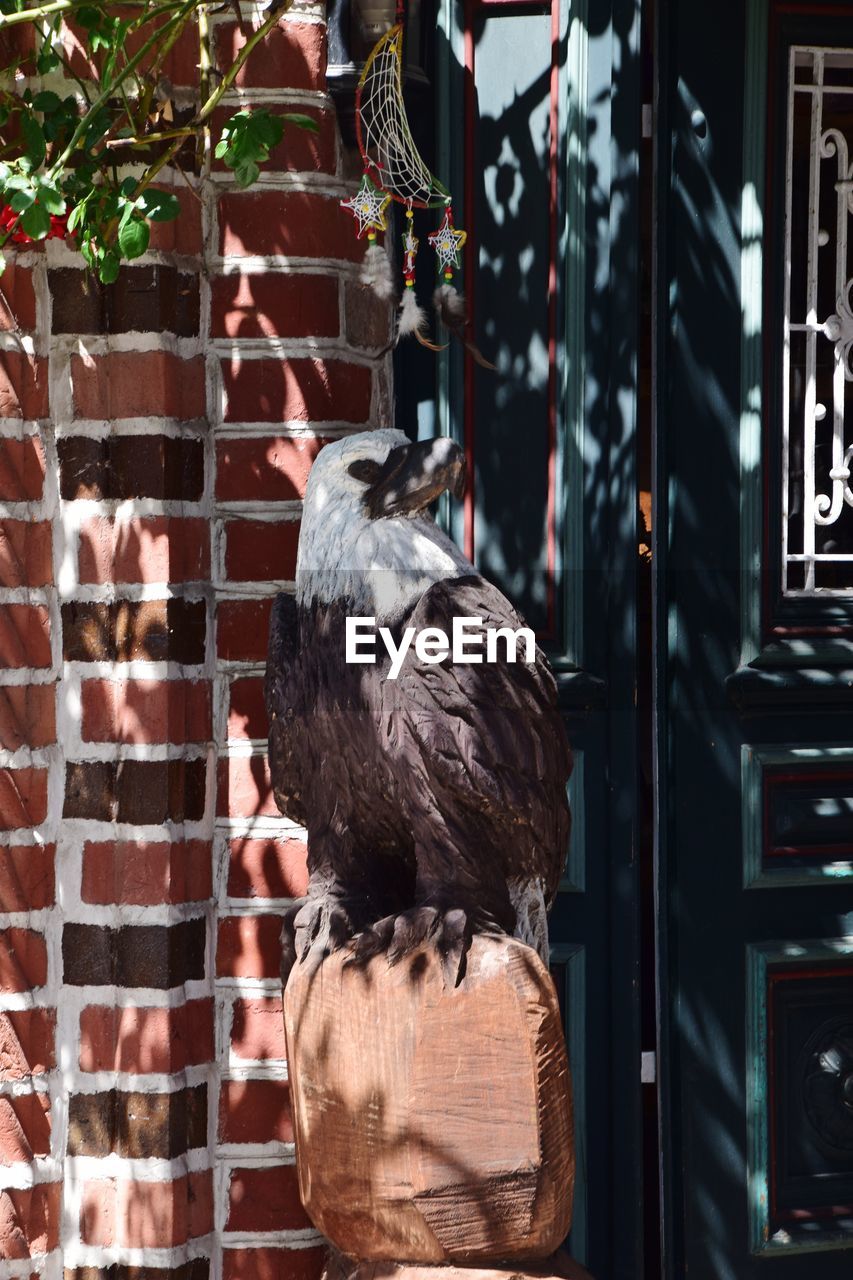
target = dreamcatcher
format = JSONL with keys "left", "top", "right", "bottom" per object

{"left": 341, "top": 18, "right": 491, "bottom": 364}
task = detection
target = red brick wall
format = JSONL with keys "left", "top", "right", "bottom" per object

{"left": 0, "top": 3, "right": 390, "bottom": 1274}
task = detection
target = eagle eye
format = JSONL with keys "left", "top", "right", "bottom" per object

{"left": 348, "top": 459, "right": 383, "bottom": 484}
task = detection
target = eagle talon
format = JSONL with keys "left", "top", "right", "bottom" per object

{"left": 280, "top": 899, "right": 307, "bottom": 985}
{"left": 435, "top": 906, "right": 473, "bottom": 987}
{"left": 386, "top": 906, "right": 442, "bottom": 964}
{"left": 347, "top": 904, "right": 485, "bottom": 987}
{"left": 350, "top": 914, "right": 396, "bottom": 963}
{"left": 290, "top": 897, "right": 359, "bottom": 971}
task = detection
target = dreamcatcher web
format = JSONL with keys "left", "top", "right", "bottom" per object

{"left": 343, "top": 18, "right": 488, "bottom": 362}
{"left": 357, "top": 25, "right": 449, "bottom": 208}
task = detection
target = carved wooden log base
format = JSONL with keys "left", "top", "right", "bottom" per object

{"left": 323, "top": 1254, "right": 595, "bottom": 1280}
{"left": 283, "top": 935, "right": 575, "bottom": 1264}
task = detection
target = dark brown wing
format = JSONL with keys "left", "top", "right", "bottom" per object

{"left": 264, "top": 592, "right": 307, "bottom": 826}
{"left": 388, "top": 575, "right": 572, "bottom": 903}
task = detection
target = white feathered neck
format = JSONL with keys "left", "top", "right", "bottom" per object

{"left": 296, "top": 430, "right": 471, "bottom": 623}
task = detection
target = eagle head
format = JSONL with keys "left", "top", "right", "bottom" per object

{"left": 296, "top": 429, "right": 471, "bottom": 621}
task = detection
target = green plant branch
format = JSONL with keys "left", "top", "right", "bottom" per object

{"left": 194, "top": 0, "right": 289, "bottom": 127}
{"left": 0, "top": 217, "right": 20, "bottom": 247}
{"left": 196, "top": 0, "right": 210, "bottom": 169}
{"left": 48, "top": 0, "right": 198, "bottom": 174}
{"left": 0, "top": 0, "right": 191, "bottom": 27}
{"left": 52, "top": 43, "right": 94, "bottom": 102}
{"left": 117, "top": 78, "right": 135, "bottom": 126}
{"left": 134, "top": 3, "right": 196, "bottom": 126}
{"left": 103, "top": 125, "right": 194, "bottom": 148}
{"left": 0, "top": 0, "right": 89, "bottom": 28}
{"left": 108, "top": 0, "right": 291, "bottom": 158}
{"left": 0, "top": 0, "right": 298, "bottom": 280}
{"left": 28, "top": 10, "right": 95, "bottom": 102}
{"left": 127, "top": 0, "right": 199, "bottom": 24}
{"left": 173, "top": 154, "right": 202, "bottom": 201}
{"left": 133, "top": 2, "right": 292, "bottom": 181}
{"left": 96, "top": 0, "right": 291, "bottom": 247}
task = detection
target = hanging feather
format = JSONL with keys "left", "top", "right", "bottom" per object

{"left": 433, "top": 284, "right": 496, "bottom": 371}
{"left": 398, "top": 288, "right": 447, "bottom": 352}
{"left": 360, "top": 242, "right": 395, "bottom": 300}
{"left": 433, "top": 283, "right": 466, "bottom": 326}
{"left": 398, "top": 288, "right": 426, "bottom": 337}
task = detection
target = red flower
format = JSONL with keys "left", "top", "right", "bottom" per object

{"left": 0, "top": 203, "right": 72, "bottom": 244}
{"left": 0, "top": 203, "right": 32, "bottom": 243}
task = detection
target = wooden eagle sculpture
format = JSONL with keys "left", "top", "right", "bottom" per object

{"left": 265, "top": 429, "right": 572, "bottom": 983}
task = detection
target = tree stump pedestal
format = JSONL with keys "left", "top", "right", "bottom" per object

{"left": 326, "top": 1257, "right": 594, "bottom": 1280}
{"left": 283, "top": 934, "right": 582, "bottom": 1274}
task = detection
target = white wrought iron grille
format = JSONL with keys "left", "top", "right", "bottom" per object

{"left": 783, "top": 47, "right": 853, "bottom": 595}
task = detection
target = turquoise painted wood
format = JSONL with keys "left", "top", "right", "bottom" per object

{"left": 657, "top": 0, "right": 853, "bottom": 1273}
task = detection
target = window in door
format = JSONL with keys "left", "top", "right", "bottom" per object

{"left": 783, "top": 46, "right": 853, "bottom": 595}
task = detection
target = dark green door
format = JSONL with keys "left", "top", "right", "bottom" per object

{"left": 658, "top": 1, "right": 853, "bottom": 1275}
{"left": 431, "top": 0, "right": 645, "bottom": 1274}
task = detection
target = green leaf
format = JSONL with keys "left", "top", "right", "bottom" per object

{"left": 281, "top": 112, "right": 320, "bottom": 133}
{"left": 83, "top": 109, "right": 111, "bottom": 154}
{"left": 248, "top": 112, "right": 284, "bottom": 149}
{"left": 118, "top": 214, "right": 149, "bottom": 259}
{"left": 234, "top": 160, "right": 260, "bottom": 188}
{"left": 46, "top": 97, "right": 80, "bottom": 143}
{"left": 36, "top": 43, "right": 60, "bottom": 75}
{"left": 99, "top": 250, "right": 120, "bottom": 284}
{"left": 20, "top": 115, "right": 46, "bottom": 168}
{"left": 32, "top": 91, "right": 61, "bottom": 115}
{"left": 3, "top": 174, "right": 30, "bottom": 192}
{"left": 9, "top": 188, "right": 35, "bottom": 212}
{"left": 41, "top": 118, "right": 63, "bottom": 144}
{"left": 221, "top": 110, "right": 251, "bottom": 136}
{"left": 66, "top": 200, "right": 86, "bottom": 232}
{"left": 222, "top": 132, "right": 248, "bottom": 162}
{"left": 76, "top": 6, "right": 101, "bottom": 29}
{"left": 218, "top": 110, "right": 284, "bottom": 177}
{"left": 106, "top": 195, "right": 120, "bottom": 222}
{"left": 136, "top": 189, "right": 180, "bottom": 222}
{"left": 21, "top": 203, "right": 51, "bottom": 239}
{"left": 0, "top": 257, "right": 6, "bottom": 278}
{"left": 102, "top": 18, "right": 133, "bottom": 81}
{"left": 35, "top": 180, "right": 65, "bottom": 215}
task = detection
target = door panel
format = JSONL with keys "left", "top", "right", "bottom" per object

{"left": 436, "top": 0, "right": 643, "bottom": 1274}
{"left": 658, "top": 1, "right": 853, "bottom": 1274}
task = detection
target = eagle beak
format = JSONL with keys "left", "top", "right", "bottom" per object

{"left": 366, "top": 438, "right": 466, "bottom": 519}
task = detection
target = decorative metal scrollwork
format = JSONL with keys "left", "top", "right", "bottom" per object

{"left": 823, "top": 280, "right": 853, "bottom": 382}
{"left": 815, "top": 128, "right": 853, "bottom": 527}
{"left": 783, "top": 51, "right": 853, "bottom": 592}
{"left": 801, "top": 1021, "right": 853, "bottom": 1155}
